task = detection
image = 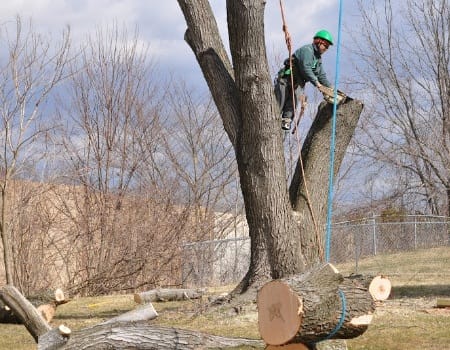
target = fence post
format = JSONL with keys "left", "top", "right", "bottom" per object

{"left": 372, "top": 214, "right": 377, "bottom": 256}
{"left": 414, "top": 215, "right": 418, "bottom": 249}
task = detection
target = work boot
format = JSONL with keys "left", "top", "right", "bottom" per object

{"left": 281, "top": 118, "right": 291, "bottom": 130}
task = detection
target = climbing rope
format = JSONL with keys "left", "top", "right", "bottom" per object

{"left": 279, "top": 0, "right": 322, "bottom": 258}
{"left": 325, "top": 0, "right": 344, "bottom": 262}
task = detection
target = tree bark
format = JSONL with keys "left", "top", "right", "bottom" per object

{"left": 38, "top": 325, "right": 71, "bottom": 350}
{"left": 101, "top": 303, "right": 158, "bottom": 324}
{"left": 290, "top": 99, "right": 364, "bottom": 264}
{"left": 177, "top": 1, "right": 364, "bottom": 291}
{"left": 1, "top": 288, "right": 68, "bottom": 324}
{"left": 257, "top": 264, "right": 374, "bottom": 346}
{"left": 0, "top": 285, "right": 51, "bottom": 341}
{"left": 46, "top": 323, "right": 263, "bottom": 349}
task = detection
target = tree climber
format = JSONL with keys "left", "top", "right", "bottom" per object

{"left": 275, "top": 30, "right": 334, "bottom": 130}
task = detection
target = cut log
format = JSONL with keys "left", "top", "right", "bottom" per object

{"left": 0, "top": 285, "right": 51, "bottom": 342}
{"left": 41, "top": 322, "right": 264, "bottom": 349}
{"left": 257, "top": 263, "right": 375, "bottom": 346}
{"left": 38, "top": 325, "right": 71, "bottom": 350}
{"left": 100, "top": 303, "right": 158, "bottom": 324}
{"left": 134, "top": 288, "right": 205, "bottom": 303}
{"left": 1, "top": 288, "right": 69, "bottom": 324}
{"left": 436, "top": 298, "right": 450, "bottom": 308}
{"left": 368, "top": 276, "right": 391, "bottom": 301}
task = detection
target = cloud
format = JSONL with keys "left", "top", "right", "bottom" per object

{"left": 0, "top": 1, "right": 342, "bottom": 89}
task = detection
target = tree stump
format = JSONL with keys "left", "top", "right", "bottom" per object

{"left": 257, "top": 263, "right": 375, "bottom": 346}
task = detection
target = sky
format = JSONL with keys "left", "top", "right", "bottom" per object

{"left": 0, "top": 0, "right": 349, "bottom": 91}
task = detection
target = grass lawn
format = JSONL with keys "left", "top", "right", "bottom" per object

{"left": 1, "top": 247, "right": 449, "bottom": 349}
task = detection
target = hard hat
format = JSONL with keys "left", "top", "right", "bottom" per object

{"left": 314, "top": 30, "right": 334, "bottom": 45}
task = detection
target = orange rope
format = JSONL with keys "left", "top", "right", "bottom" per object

{"left": 279, "top": 0, "right": 323, "bottom": 259}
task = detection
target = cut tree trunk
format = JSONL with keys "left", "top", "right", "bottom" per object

{"left": 436, "top": 298, "right": 450, "bottom": 308}
{"left": 2, "top": 285, "right": 263, "bottom": 349}
{"left": 134, "top": 288, "right": 205, "bottom": 304}
{"left": 38, "top": 325, "right": 72, "bottom": 350}
{"left": 100, "top": 303, "right": 158, "bottom": 324}
{"left": 0, "top": 285, "right": 51, "bottom": 341}
{"left": 257, "top": 263, "right": 375, "bottom": 346}
{"left": 46, "top": 323, "right": 263, "bottom": 349}
{"left": 0, "top": 287, "right": 69, "bottom": 324}
{"left": 347, "top": 274, "right": 391, "bottom": 301}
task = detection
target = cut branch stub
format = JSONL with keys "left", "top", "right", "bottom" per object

{"left": 257, "top": 280, "right": 303, "bottom": 345}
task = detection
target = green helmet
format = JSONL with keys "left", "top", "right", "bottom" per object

{"left": 314, "top": 30, "right": 334, "bottom": 45}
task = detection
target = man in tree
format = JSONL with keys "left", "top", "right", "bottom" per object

{"left": 275, "top": 30, "right": 334, "bottom": 130}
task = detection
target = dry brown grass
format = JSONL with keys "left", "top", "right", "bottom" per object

{"left": 1, "top": 247, "right": 450, "bottom": 349}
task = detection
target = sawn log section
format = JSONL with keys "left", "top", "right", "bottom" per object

{"left": 257, "top": 263, "right": 375, "bottom": 346}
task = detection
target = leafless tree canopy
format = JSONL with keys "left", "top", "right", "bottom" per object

{"left": 350, "top": 0, "right": 450, "bottom": 215}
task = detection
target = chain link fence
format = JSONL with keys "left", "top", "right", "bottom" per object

{"left": 181, "top": 215, "right": 450, "bottom": 287}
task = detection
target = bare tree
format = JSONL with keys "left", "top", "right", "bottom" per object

{"left": 177, "top": 0, "right": 364, "bottom": 294}
{"left": 350, "top": 0, "right": 450, "bottom": 215}
{"left": 163, "top": 82, "right": 242, "bottom": 285}
{"left": 54, "top": 24, "right": 214, "bottom": 295}
{"left": 0, "top": 16, "right": 71, "bottom": 285}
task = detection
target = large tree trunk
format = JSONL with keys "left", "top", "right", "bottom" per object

{"left": 290, "top": 99, "right": 364, "bottom": 264}
{"left": 177, "top": 0, "right": 363, "bottom": 291}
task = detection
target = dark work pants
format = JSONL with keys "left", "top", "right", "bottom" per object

{"left": 274, "top": 77, "right": 303, "bottom": 121}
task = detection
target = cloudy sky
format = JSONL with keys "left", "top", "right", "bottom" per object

{"left": 0, "top": 0, "right": 351, "bottom": 90}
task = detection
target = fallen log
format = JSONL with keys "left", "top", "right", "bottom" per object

{"left": 134, "top": 288, "right": 205, "bottom": 304}
{"left": 2, "top": 285, "right": 262, "bottom": 349}
{"left": 100, "top": 303, "right": 158, "bottom": 324}
{"left": 368, "top": 276, "right": 391, "bottom": 301}
{"left": 257, "top": 263, "right": 375, "bottom": 346}
{"left": 0, "top": 285, "right": 51, "bottom": 341}
{"left": 436, "top": 298, "right": 450, "bottom": 308}
{"left": 347, "top": 274, "right": 391, "bottom": 301}
{"left": 38, "top": 325, "right": 72, "bottom": 350}
{"left": 0, "top": 288, "right": 69, "bottom": 324}
{"left": 44, "top": 322, "right": 263, "bottom": 349}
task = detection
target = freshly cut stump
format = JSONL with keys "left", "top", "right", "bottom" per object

{"left": 257, "top": 281, "right": 303, "bottom": 346}
{"left": 368, "top": 276, "right": 391, "bottom": 301}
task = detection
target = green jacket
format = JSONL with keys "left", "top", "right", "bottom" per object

{"left": 293, "top": 43, "right": 331, "bottom": 88}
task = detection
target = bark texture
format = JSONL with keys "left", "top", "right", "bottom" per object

{"left": 177, "top": 0, "right": 364, "bottom": 290}
{"left": 0, "top": 285, "right": 51, "bottom": 341}
{"left": 257, "top": 264, "right": 375, "bottom": 345}
{"left": 51, "top": 323, "right": 263, "bottom": 350}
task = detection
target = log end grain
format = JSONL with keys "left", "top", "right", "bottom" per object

{"left": 368, "top": 276, "right": 391, "bottom": 301}
{"left": 257, "top": 280, "right": 303, "bottom": 346}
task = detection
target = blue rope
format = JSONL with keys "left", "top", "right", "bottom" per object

{"left": 323, "top": 289, "right": 347, "bottom": 341}
{"left": 325, "top": 0, "right": 344, "bottom": 263}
